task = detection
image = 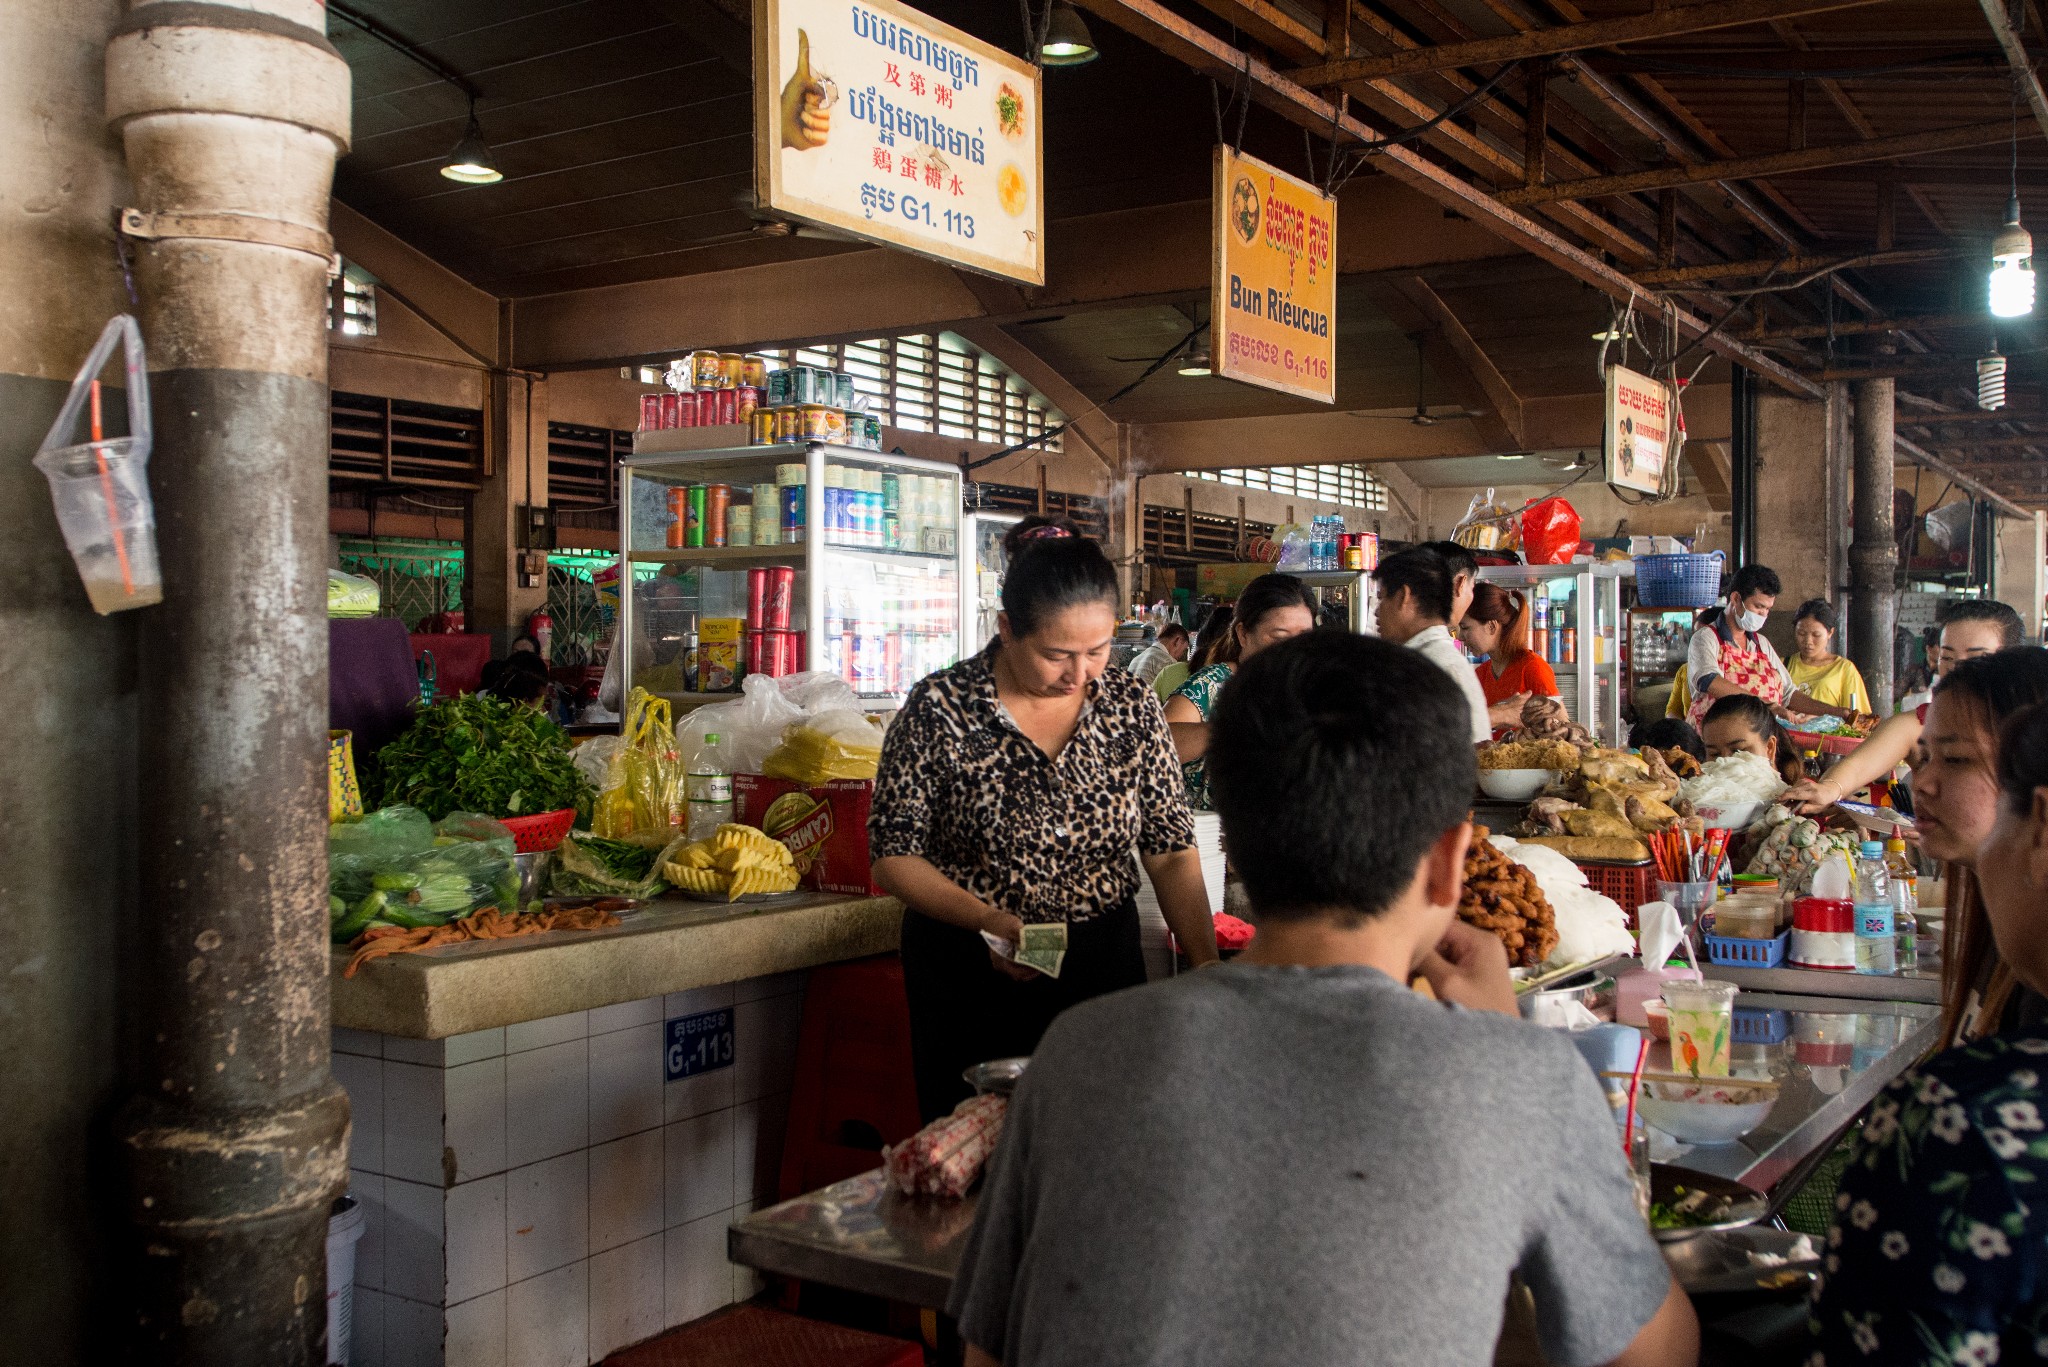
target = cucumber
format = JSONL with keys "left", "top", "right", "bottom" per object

{"left": 331, "top": 890, "right": 386, "bottom": 941}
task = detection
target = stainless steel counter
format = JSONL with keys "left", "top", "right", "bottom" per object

{"left": 729, "top": 989, "right": 1943, "bottom": 1307}
{"left": 1703, "top": 964, "right": 1942, "bottom": 1005}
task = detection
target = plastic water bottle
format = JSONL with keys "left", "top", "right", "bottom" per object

{"left": 1887, "top": 837, "right": 1919, "bottom": 971}
{"left": 687, "top": 732, "right": 734, "bottom": 841}
{"left": 1853, "top": 840, "right": 1896, "bottom": 975}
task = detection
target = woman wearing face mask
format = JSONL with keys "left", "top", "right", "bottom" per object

{"left": 1700, "top": 693, "right": 1806, "bottom": 786}
{"left": 1163, "top": 573, "right": 1319, "bottom": 811}
{"left": 870, "top": 518, "right": 1220, "bottom": 1120}
{"left": 1684, "top": 564, "right": 1855, "bottom": 730}
{"left": 1787, "top": 600, "right": 2025, "bottom": 815}
{"left": 1908, "top": 650, "right": 2048, "bottom": 1046}
{"left": 1807, "top": 695, "right": 2048, "bottom": 1364}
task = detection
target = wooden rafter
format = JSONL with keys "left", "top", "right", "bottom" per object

{"left": 1747, "top": 312, "right": 2002, "bottom": 340}
{"left": 1289, "top": 0, "right": 1892, "bottom": 87}
{"left": 1502, "top": 121, "right": 2031, "bottom": 204}
{"left": 1975, "top": 0, "right": 2048, "bottom": 146}
{"left": 1632, "top": 247, "right": 1960, "bottom": 286}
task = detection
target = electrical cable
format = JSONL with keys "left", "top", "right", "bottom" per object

{"left": 1319, "top": 60, "right": 1526, "bottom": 198}
{"left": 961, "top": 323, "right": 1206, "bottom": 471}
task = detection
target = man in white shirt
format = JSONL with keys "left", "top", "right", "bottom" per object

{"left": 1374, "top": 547, "right": 1493, "bottom": 745}
{"left": 1125, "top": 623, "right": 1188, "bottom": 686}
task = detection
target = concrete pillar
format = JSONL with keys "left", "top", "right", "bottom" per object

{"left": 1850, "top": 378, "right": 1899, "bottom": 706}
{"left": 471, "top": 368, "right": 549, "bottom": 637}
{"left": 0, "top": 5, "right": 138, "bottom": 1361}
{"left": 1751, "top": 390, "right": 1841, "bottom": 659}
{"left": 1995, "top": 510, "right": 2047, "bottom": 642}
{"left": 105, "top": 2, "right": 351, "bottom": 1361}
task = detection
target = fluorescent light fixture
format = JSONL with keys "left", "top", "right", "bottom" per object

{"left": 1991, "top": 195, "right": 2034, "bottom": 319}
{"left": 440, "top": 109, "right": 502, "bottom": 184}
{"left": 1591, "top": 326, "right": 1628, "bottom": 342}
{"left": 1176, "top": 347, "right": 1212, "bottom": 377}
{"left": 1497, "top": 453, "right": 1525, "bottom": 461}
{"left": 1039, "top": 4, "right": 1099, "bottom": 65}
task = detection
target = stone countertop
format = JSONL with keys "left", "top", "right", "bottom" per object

{"left": 330, "top": 892, "right": 904, "bottom": 1039}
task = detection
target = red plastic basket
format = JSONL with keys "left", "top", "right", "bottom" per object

{"left": 499, "top": 807, "right": 576, "bottom": 853}
{"left": 1576, "top": 859, "right": 1657, "bottom": 926}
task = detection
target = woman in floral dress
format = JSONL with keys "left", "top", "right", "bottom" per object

{"left": 1808, "top": 680, "right": 2048, "bottom": 1363}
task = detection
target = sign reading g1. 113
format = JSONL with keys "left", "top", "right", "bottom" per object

{"left": 1211, "top": 145, "right": 1337, "bottom": 403}
{"left": 753, "top": 0, "right": 1045, "bottom": 283}
{"left": 665, "top": 1009, "right": 735, "bottom": 1082}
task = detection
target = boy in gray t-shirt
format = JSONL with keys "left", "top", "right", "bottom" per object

{"left": 950, "top": 634, "right": 1696, "bottom": 1367}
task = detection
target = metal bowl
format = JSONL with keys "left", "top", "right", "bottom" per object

{"left": 513, "top": 850, "right": 553, "bottom": 904}
{"left": 962, "top": 1057, "right": 1030, "bottom": 1097}
{"left": 1649, "top": 1163, "right": 1769, "bottom": 1243}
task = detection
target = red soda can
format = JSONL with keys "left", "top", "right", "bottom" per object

{"left": 716, "top": 389, "right": 738, "bottom": 426}
{"left": 764, "top": 565, "right": 794, "bottom": 629}
{"left": 658, "top": 393, "right": 680, "bottom": 429}
{"left": 735, "top": 386, "right": 760, "bottom": 421}
{"left": 640, "top": 394, "right": 663, "bottom": 431}
{"left": 745, "top": 630, "right": 768, "bottom": 677}
{"left": 675, "top": 391, "right": 698, "bottom": 428}
{"left": 745, "top": 567, "right": 768, "bottom": 628}
{"left": 777, "top": 630, "right": 801, "bottom": 676}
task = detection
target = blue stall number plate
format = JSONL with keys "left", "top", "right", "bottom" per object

{"left": 665, "top": 1008, "right": 735, "bottom": 1082}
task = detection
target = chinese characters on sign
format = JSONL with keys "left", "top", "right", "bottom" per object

{"left": 1210, "top": 146, "right": 1337, "bottom": 403}
{"left": 1604, "top": 364, "right": 1674, "bottom": 495}
{"left": 753, "top": 0, "right": 1044, "bottom": 284}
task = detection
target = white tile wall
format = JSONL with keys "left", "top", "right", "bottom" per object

{"left": 333, "top": 971, "right": 808, "bottom": 1367}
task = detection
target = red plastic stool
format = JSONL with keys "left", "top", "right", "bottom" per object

{"left": 778, "top": 955, "right": 923, "bottom": 1202}
{"left": 603, "top": 1304, "right": 920, "bottom": 1367}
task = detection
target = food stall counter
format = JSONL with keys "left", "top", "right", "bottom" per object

{"left": 330, "top": 889, "right": 903, "bottom": 1038}
{"left": 729, "top": 990, "right": 1942, "bottom": 1309}
{"left": 1704, "top": 964, "right": 1942, "bottom": 1005}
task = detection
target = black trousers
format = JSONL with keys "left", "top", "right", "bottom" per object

{"left": 899, "top": 898, "right": 1146, "bottom": 1123}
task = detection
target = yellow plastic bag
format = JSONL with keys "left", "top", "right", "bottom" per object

{"left": 761, "top": 711, "right": 883, "bottom": 784}
{"left": 594, "top": 689, "right": 685, "bottom": 844}
{"left": 329, "top": 730, "right": 363, "bottom": 823}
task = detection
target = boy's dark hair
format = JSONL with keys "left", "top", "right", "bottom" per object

{"left": 1421, "top": 539, "right": 1479, "bottom": 580}
{"left": 1701, "top": 692, "right": 1802, "bottom": 784}
{"left": 1728, "top": 563, "right": 1782, "bottom": 600}
{"left": 1208, "top": 633, "right": 1475, "bottom": 925}
{"left": 1631, "top": 717, "right": 1706, "bottom": 762}
{"left": 1192, "top": 604, "right": 1236, "bottom": 667}
{"left": 1158, "top": 623, "right": 1189, "bottom": 646}
{"left": 999, "top": 517, "right": 1119, "bottom": 637}
{"left": 1938, "top": 598, "right": 2026, "bottom": 649}
{"left": 1372, "top": 547, "right": 1455, "bottom": 624}
{"left": 1793, "top": 598, "right": 1837, "bottom": 632}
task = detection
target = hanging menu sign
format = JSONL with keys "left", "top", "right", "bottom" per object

{"left": 1604, "top": 364, "right": 1673, "bottom": 495}
{"left": 753, "top": 0, "right": 1045, "bottom": 284}
{"left": 1211, "top": 146, "right": 1337, "bottom": 403}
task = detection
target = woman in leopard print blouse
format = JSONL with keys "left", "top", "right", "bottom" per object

{"left": 871, "top": 519, "right": 1219, "bottom": 1120}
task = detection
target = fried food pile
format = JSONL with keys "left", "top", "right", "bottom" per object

{"left": 1499, "top": 744, "right": 1707, "bottom": 863}
{"left": 1460, "top": 826, "right": 1559, "bottom": 968}
{"left": 662, "top": 823, "right": 801, "bottom": 901}
{"left": 1479, "top": 738, "right": 1583, "bottom": 772}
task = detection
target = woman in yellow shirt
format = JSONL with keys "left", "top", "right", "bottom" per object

{"left": 1786, "top": 598, "right": 1871, "bottom": 714}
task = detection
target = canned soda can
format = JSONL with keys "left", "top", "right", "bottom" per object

{"left": 789, "top": 367, "right": 818, "bottom": 405}
{"left": 665, "top": 487, "right": 686, "bottom": 549}
{"left": 775, "top": 406, "right": 802, "bottom": 442}
{"left": 706, "top": 484, "right": 730, "bottom": 547}
{"left": 640, "top": 394, "right": 664, "bottom": 431}
{"left": 864, "top": 414, "right": 883, "bottom": 450}
{"left": 719, "top": 353, "right": 745, "bottom": 389}
{"left": 689, "top": 350, "right": 721, "bottom": 389}
{"left": 742, "top": 355, "right": 769, "bottom": 390}
{"left": 753, "top": 483, "right": 780, "bottom": 544}
{"left": 659, "top": 393, "right": 680, "bottom": 428}
{"left": 749, "top": 409, "right": 776, "bottom": 445}
{"left": 745, "top": 630, "right": 768, "bottom": 678}
{"left": 677, "top": 392, "right": 700, "bottom": 428}
{"left": 685, "top": 485, "right": 707, "bottom": 548}
{"left": 765, "top": 370, "right": 788, "bottom": 408}
{"left": 781, "top": 483, "right": 806, "bottom": 543}
{"left": 771, "top": 629, "right": 799, "bottom": 676}
{"left": 764, "top": 565, "right": 794, "bottom": 630}
{"left": 735, "top": 386, "right": 760, "bottom": 421}
{"left": 834, "top": 373, "right": 856, "bottom": 409}
{"left": 715, "top": 389, "right": 737, "bottom": 425}
{"left": 746, "top": 567, "right": 767, "bottom": 628}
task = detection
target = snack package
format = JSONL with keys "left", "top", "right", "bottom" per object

{"left": 761, "top": 709, "right": 883, "bottom": 784}
{"left": 883, "top": 1093, "right": 1008, "bottom": 1198}
{"left": 734, "top": 775, "right": 883, "bottom": 895}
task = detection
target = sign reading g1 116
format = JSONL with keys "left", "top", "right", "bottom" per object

{"left": 1211, "top": 145, "right": 1337, "bottom": 403}
{"left": 665, "top": 1009, "right": 735, "bottom": 1082}
{"left": 753, "top": 0, "right": 1045, "bottom": 284}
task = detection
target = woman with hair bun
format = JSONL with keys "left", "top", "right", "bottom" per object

{"left": 869, "top": 517, "right": 1219, "bottom": 1120}
{"left": 1457, "top": 580, "right": 1558, "bottom": 729}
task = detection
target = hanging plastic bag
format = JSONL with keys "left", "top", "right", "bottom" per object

{"left": 1451, "top": 488, "right": 1516, "bottom": 551}
{"left": 593, "top": 689, "right": 686, "bottom": 845}
{"left": 35, "top": 315, "right": 161, "bottom": 614}
{"left": 1520, "top": 497, "right": 1583, "bottom": 565}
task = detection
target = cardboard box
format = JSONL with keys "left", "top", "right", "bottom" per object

{"left": 734, "top": 774, "right": 882, "bottom": 896}
{"left": 698, "top": 616, "right": 743, "bottom": 692}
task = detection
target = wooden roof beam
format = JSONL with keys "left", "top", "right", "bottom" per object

{"left": 1975, "top": 0, "right": 2048, "bottom": 147}
{"left": 1747, "top": 311, "right": 2003, "bottom": 341}
{"left": 1503, "top": 120, "right": 2032, "bottom": 205}
{"left": 1289, "top": 0, "right": 1893, "bottom": 87}
{"left": 1632, "top": 246, "right": 1960, "bottom": 285}
{"left": 1072, "top": 0, "right": 1820, "bottom": 395}
{"left": 1363, "top": 277, "right": 1526, "bottom": 448}
{"left": 1895, "top": 435, "right": 2031, "bottom": 516}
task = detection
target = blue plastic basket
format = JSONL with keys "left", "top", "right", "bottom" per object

{"left": 1634, "top": 550, "right": 1726, "bottom": 608}
{"left": 1703, "top": 928, "right": 1789, "bottom": 968}
{"left": 1733, "top": 1006, "right": 1791, "bottom": 1044}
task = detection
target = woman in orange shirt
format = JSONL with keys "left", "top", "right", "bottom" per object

{"left": 1458, "top": 581, "right": 1558, "bottom": 728}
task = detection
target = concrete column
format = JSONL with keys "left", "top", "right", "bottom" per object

{"left": 1850, "top": 377, "right": 1898, "bottom": 706}
{"left": 105, "top": 2, "right": 351, "bottom": 1362}
{"left": 1751, "top": 391, "right": 1840, "bottom": 659}
{"left": 1995, "top": 510, "right": 2047, "bottom": 642}
{"left": 0, "top": 5, "right": 138, "bottom": 1361}
{"left": 471, "top": 369, "right": 549, "bottom": 637}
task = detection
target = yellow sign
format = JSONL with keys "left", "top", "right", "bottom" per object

{"left": 754, "top": 0, "right": 1044, "bottom": 284}
{"left": 1211, "top": 146, "right": 1337, "bottom": 402}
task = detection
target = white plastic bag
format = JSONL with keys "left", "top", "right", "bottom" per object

{"left": 35, "top": 315, "right": 160, "bottom": 614}
{"left": 676, "top": 673, "right": 806, "bottom": 775}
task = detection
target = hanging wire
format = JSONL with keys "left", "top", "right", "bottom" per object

{"left": 1315, "top": 60, "right": 1526, "bottom": 199}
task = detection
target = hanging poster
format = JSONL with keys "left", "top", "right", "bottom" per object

{"left": 1210, "top": 146, "right": 1337, "bottom": 403}
{"left": 753, "top": 0, "right": 1044, "bottom": 284}
{"left": 1604, "top": 364, "right": 1673, "bottom": 495}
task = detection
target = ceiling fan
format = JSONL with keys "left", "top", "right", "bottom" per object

{"left": 1352, "top": 335, "right": 1489, "bottom": 425}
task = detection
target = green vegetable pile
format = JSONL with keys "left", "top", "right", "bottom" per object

{"left": 328, "top": 806, "right": 522, "bottom": 942}
{"left": 550, "top": 833, "right": 674, "bottom": 900}
{"left": 374, "top": 693, "right": 593, "bottom": 822}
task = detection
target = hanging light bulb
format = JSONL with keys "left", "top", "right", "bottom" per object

{"left": 1980, "top": 347, "right": 2009, "bottom": 411}
{"left": 1176, "top": 346, "right": 1212, "bottom": 377}
{"left": 440, "top": 101, "right": 502, "bottom": 184}
{"left": 1990, "top": 194, "right": 2034, "bottom": 318}
{"left": 1038, "top": 4, "right": 1099, "bottom": 66}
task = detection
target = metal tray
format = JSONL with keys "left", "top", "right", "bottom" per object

{"left": 1650, "top": 1163, "right": 1769, "bottom": 1243}
{"left": 1662, "top": 1227, "right": 1821, "bottom": 1295}
{"left": 674, "top": 887, "right": 807, "bottom": 906}
{"left": 1512, "top": 952, "right": 1629, "bottom": 996}
{"left": 962, "top": 1057, "right": 1029, "bottom": 1096}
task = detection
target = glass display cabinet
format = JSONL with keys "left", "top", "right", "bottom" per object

{"left": 1474, "top": 562, "right": 1634, "bottom": 745}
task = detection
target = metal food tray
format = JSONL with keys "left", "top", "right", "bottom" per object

{"left": 1511, "top": 952, "right": 1630, "bottom": 996}
{"left": 1662, "top": 1227, "right": 1821, "bottom": 1294}
{"left": 1650, "top": 1163, "right": 1769, "bottom": 1243}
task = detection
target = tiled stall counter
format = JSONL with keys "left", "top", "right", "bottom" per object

{"left": 327, "top": 894, "right": 904, "bottom": 1367}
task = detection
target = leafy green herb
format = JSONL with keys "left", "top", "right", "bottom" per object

{"left": 373, "top": 693, "right": 593, "bottom": 822}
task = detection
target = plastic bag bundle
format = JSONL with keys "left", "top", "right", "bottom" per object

{"left": 1519, "top": 496, "right": 1582, "bottom": 566}
{"left": 328, "top": 570, "right": 381, "bottom": 618}
{"left": 762, "top": 709, "right": 884, "bottom": 784}
{"left": 1452, "top": 488, "right": 1518, "bottom": 551}
{"left": 328, "top": 808, "right": 520, "bottom": 940}
{"left": 550, "top": 832, "right": 686, "bottom": 899}
{"left": 882, "top": 1093, "right": 1008, "bottom": 1198}
{"left": 676, "top": 673, "right": 805, "bottom": 775}
{"left": 594, "top": 689, "right": 685, "bottom": 845}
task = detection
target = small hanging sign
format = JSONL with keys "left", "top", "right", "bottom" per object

{"left": 1210, "top": 146, "right": 1337, "bottom": 403}
{"left": 1604, "top": 364, "right": 1674, "bottom": 495}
